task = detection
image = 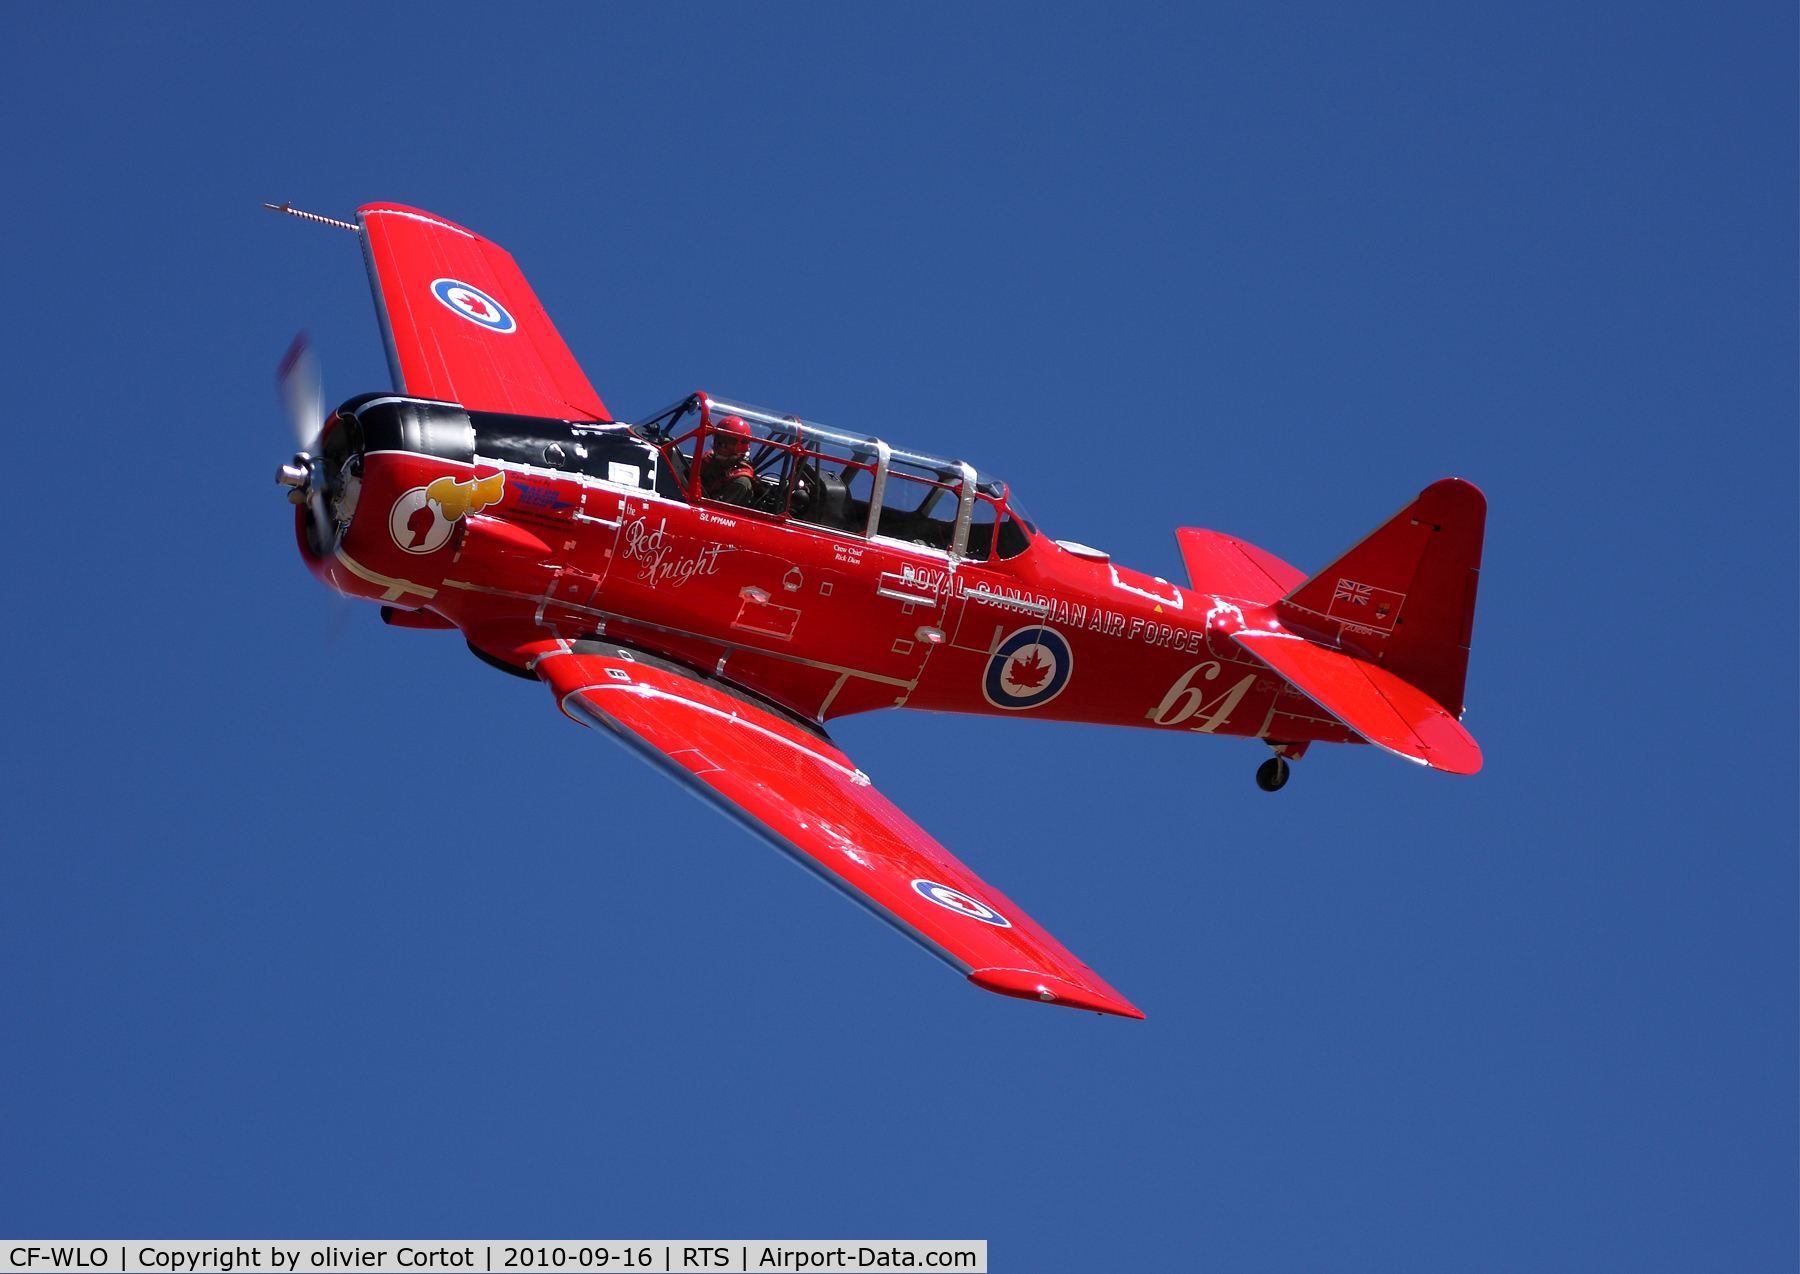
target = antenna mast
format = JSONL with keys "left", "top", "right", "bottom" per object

{"left": 262, "top": 201, "right": 360, "bottom": 233}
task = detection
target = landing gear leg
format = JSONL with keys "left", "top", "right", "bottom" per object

{"left": 1256, "top": 756, "right": 1290, "bottom": 792}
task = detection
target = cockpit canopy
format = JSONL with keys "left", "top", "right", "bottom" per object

{"left": 633, "top": 393, "right": 1037, "bottom": 561}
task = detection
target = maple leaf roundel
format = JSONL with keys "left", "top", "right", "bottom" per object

{"left": 983, "top": 625, "right": 1074, "bottom": 711}
{"left": 430, "top": 278, "right": 517, "bottom": 333}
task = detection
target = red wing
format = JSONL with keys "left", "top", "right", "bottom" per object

{"left": 356, "top": 203, "right": 609, "bottom": 421}
{"left": 1232, "top": 631, "right": 1482, "bottom": 775}
{"left": 524, "top": 639, "right": 1143, "bottom": 1018}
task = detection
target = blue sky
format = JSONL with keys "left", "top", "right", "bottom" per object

{"left": 1, "top": 3, "right": 1793, "bottom": 1268}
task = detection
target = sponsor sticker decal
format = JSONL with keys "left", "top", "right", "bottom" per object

{"left": 389, "top": 472, "right": 506, "bottom": 554}
{"left": 512, "top": 478, "right": 580, "bottom": 514}
{"left": 911, "top": 879, "right": 1011, "bottom": 927}
{"left": 430, "top": 278, "right": 516, "bottom": 333}
{"left": 982, "top": 624, "right": 1073, "bottom": 711}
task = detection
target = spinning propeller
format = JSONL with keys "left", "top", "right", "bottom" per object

{"left": 278, "top": 331, "right": 323, "bottom": 452}
{"left": 273, "top": 332, "right": 340, "bottom": 557}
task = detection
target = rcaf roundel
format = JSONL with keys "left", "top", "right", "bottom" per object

{"left": 982, "top": 625, "right": 1073, "bottom": 710}
{"left": 430, "top": 278, "right": 517, "bottom": 333}
{"left": 910, "top": 879, "right": 1012, "bottom": 927}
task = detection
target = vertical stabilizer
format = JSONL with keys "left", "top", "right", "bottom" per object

{"left": 1276, "top": 479, "right": 1486, "bottom": 717}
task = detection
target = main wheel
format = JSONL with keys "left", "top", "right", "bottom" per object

{"left": 1256, "top": 756, "right": 1290, "bottom": 791}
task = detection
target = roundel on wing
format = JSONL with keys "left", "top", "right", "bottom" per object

{"left": 911, "top": 879, "right": 1012, "bottom": 927}
{"left": 982, "top": 625, "right": 1073, "bottom": 710}
{"left": 430, "top": 278, "right": 516, "bottom": 333}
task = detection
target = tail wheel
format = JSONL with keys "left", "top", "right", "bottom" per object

{"left": 1256, "top": 757, "right": 1290, "bottom": 792}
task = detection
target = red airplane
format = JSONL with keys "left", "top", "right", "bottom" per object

{"left": 269, "top": 201, "right": 1487, "bottom": 1020}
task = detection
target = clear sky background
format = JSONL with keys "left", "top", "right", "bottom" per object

{"left": 1, "top": 3, "right": 1793, "bottom": 1269}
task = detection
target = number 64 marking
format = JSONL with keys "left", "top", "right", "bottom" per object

{"left": 1148, "top": 661, "right": 1258, "bottom": 732}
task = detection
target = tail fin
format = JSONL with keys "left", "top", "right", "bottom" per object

{"left": 1276, "top": 479, "right": 1486, "bottom": 717}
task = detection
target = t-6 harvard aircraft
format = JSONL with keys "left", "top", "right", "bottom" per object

{"left": 267, "top": 201, "right": 1486, "bottom": 1020}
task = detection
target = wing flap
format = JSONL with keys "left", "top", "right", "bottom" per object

{"left": 1233, "top": 631, "right": 1482, "bottom": 774}
{"left": 357, "top": 203, "right": 609, "bottom": 421}
{"left": 526, "top": 639, "right": 1143, "bottom": 1018}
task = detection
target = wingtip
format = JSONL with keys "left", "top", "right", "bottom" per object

{"left": 968, "top": 968, "right": 1145, "bottom": 1019}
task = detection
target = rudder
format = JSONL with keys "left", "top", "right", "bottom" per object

{"left": 1275, "top": 479, "right": 1486, "bottom": 717}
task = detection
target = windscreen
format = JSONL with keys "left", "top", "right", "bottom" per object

{"left": 631, "top": 392, "right": 1037, "bottom": 557}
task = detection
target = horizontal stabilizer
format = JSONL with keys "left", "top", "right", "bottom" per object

{"left": 1233, "top": 631, "right": 1482, "bottom": 774}
{"left": 1175, "top": 528, "right": 1306, "bottom": 603}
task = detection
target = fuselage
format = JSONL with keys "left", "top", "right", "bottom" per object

{"left": 301, "top": 392, "right": 1354, "bottom": 748}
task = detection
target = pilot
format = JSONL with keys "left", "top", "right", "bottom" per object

{"left": 699, "top": 415, "right": 758, "bottom": 506}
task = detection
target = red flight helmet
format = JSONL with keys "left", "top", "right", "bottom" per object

{"left": 715, "top": 414, "right": 752, "bottom": 440}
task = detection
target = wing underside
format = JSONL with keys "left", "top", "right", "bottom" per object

{"left": 518, "top": 638, "right": 1144, "bottom": 1018}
